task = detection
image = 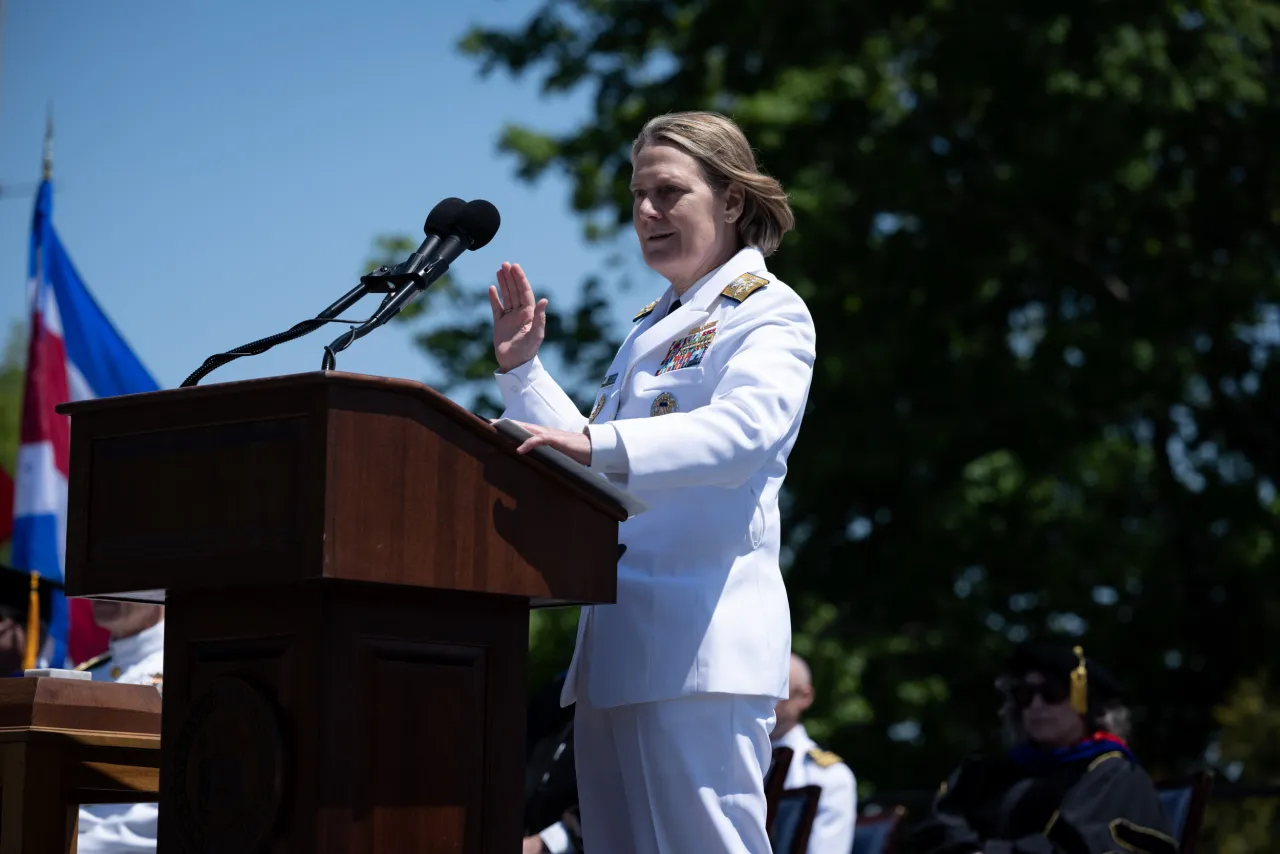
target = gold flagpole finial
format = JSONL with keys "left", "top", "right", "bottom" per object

{"left": 42, "top": 104, "right": 54, "bottom": 181}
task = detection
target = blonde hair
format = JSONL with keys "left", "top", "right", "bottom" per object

{"left": 631, "top": 111, "right": 795, "bottom": 256}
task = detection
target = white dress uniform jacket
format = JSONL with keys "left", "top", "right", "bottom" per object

{"left": 76, "top": 620, "right": 164, "bottom": 853}
{"left": 772, "top": 723, "right": 858, "bottom": 854}
{"left": 496, "top": 246, "right": 816, "bottom": 709}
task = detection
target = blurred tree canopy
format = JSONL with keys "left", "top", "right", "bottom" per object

{"left": 0, "top": 322, "right": 26, "bottom": 474}
{"left": 378, "top": 0, "right": 1280, "bottom": 807}
{"left": 0, "top": 322, "right": 26, "bottom": 563}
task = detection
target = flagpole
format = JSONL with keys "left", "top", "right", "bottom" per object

{"left": 43, "top": 104, "right": 53, "bottom": 180}
{"left": 0, "top": 0, "right": 6, "bottom": 126}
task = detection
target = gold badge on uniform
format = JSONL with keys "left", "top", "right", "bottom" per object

{"left": 650, "top": 392, "right": 679, "bottom": 417}
{"left": 589, "top": 393, "right": 607, "bottom": 423}
{"left": 110, "top": 666, "right": 122, "bottom": 679}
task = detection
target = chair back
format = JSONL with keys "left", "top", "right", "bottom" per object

{"left": 1155, "top": 770, "right": 1213, "bottom": 853}
{"left": 851, "top": 805, "right": 907, "bottom": 854}
{"left": 764, "top": 746, "right": 795, "bottom": 833}
{"left": 770, "top": 785, "right": 822, "bottom": 854}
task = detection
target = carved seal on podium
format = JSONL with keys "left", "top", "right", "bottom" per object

{"left": 171, "top": 675, "right": 285, "bottom": 853}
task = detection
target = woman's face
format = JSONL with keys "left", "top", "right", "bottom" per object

{"left": 1015, "top": 670, "right": 1088, "bottom": 748}
{"left": 631, "top": 142, "right": 743, "bottom": 291}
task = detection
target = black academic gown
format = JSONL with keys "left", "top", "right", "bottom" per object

{"left": 910, "top": 735, "right": 1178, "bottom": 854}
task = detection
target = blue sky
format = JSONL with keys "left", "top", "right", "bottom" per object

{"left": 0, "top": 0, "right": 644, "bottom": 391}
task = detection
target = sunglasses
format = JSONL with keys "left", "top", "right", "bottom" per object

{"left": 1010, "top": 679, "right": 1070, "bottom": 708}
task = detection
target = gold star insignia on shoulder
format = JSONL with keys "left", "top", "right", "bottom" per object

{"left": 807, "top": 747, "right": 843, "bottom": 768}
{"left": 73, "top": 652, "right": 111, "bottom": 672}
{"left": 633, "top": 300, "right": 660, "bottom": 322}
{"left": 721, "top": 272, "right": 769, "bottom": 303}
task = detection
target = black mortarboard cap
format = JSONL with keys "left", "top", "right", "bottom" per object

{"left": 0, "top": 563, "right": 60, "bottom": 626}
{"left": 1008, "top": 640, "right": 1126, "bottom": 711}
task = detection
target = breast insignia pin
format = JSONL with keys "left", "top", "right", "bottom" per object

{"left": 650, "top": 392, "right": 679, "bottom": 417}
{"left": 589, "top": 393, "right": 607, "bottom": 423}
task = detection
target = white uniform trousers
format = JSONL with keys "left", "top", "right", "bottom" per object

{"left": 574, "top": 692, "right": 776, "bottom": 854}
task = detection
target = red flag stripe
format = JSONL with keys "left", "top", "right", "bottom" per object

{"left": 19, "top": 311, "right": 71, "bottom": 477}
{"left": 0, "top": 466, "right": 12, "bottom": 544}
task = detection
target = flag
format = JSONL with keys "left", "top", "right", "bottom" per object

{"left": 14, "top": 159, "right": 158, "bottom": 667}
{"left": 0, "top": 467, "right": 12, "bottom": 546}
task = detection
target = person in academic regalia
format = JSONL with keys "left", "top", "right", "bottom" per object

{"left": 0, "top": 563, "right": 57, "bottom": 676}
{"left": 909, "top": 641, "right": 1178, "bottom": 854}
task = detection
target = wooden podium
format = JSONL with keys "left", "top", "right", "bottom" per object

{"left": 0, "top": 676, "right": 161, "bottom": 854}
{"left": 59, "top": 372, "right": 624, "bottom": 854}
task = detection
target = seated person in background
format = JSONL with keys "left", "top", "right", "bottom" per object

{"left": 770, "top": 653, "right": 857, "bottom": 854}
{"left": 75, "top": 600, "right": 165, "bottom": 853}
{"left": 523, "top": 671, "right": 583, "bottom": 854}
{"left": 0, "top": 563, "right": 56, "bottom": 675}
{"left": 910, "top": 641, "right": 1175, "bottom": 854}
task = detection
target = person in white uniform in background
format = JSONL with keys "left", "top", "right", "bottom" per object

{"left": 491, "top": 110, "right": 817, "bottom": 854}
{"left": 771, "top": 653, "right": 858, "bottom": 854}
{"left": 75, "top": 601, "right": 164, "bottom": 853}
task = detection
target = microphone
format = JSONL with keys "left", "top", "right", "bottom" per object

{"left": 320, "top": 199, "right": 501, "bottom": 369}
{"left": 363, "top": 199, "right": 501, "bottom": 328}
{"left": 361, "top": 197, "right": 468, "bottom": 293}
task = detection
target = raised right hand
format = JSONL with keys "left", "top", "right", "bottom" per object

{"left": 489, "top": 262, "right": 549, "bottom": 373}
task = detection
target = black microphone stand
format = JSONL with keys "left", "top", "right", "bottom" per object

{"left": 320, "top": 258, "right": 446, "bottom": 371}
{"left": 180, "top": 282, "right": 373, "bottom": 388}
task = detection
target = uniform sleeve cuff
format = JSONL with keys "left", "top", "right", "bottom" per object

{"left": 586, "top": 423, "right": 628, "bottom": 473}
{"left": 494, "top": 355, "right": 544, "bottom": 390}
{"left": 539, "top": 822, "right": 572, "bottom": 854}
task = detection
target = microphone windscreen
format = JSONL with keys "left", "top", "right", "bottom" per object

{"left": 459, "top": 199, "right": 501, "bottom": 249}
{"left": 425, "top": 197, "right": 468, "bottom": 235}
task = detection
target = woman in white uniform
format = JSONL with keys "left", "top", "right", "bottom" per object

{"left": 492, "top": 111, "right": 816, "bottom": 854}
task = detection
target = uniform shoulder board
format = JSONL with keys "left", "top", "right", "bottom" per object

{"left": 633, "top": 299, "right": 660, "bottom": 322}
{"left": 721, "top": 272, "right": 769, "bottom": 303}
{"left": 74, "top": 652, "right": 111, "bottom": 672}
{"left": 807, "top": 747, "right": 843, "bottom": 768}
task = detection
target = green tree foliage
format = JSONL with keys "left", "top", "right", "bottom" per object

{"left": 378, "top": 0, "right": 1280, "bottom": 813}
{"left": 1200, "top": 674, "right": 1280, "bottom": 851}
{"left": 0, "top": 322, "right": 26, "bottom": 475}
{"left": 0, "top": 321, "right": 26, "bottom": 563}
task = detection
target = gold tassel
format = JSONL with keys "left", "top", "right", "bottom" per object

{"left": 22, "top": 572, "right": 40, "bottom": 672}
{"left": 1070, "top": 645, "right": 1088, "bottom": 715}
